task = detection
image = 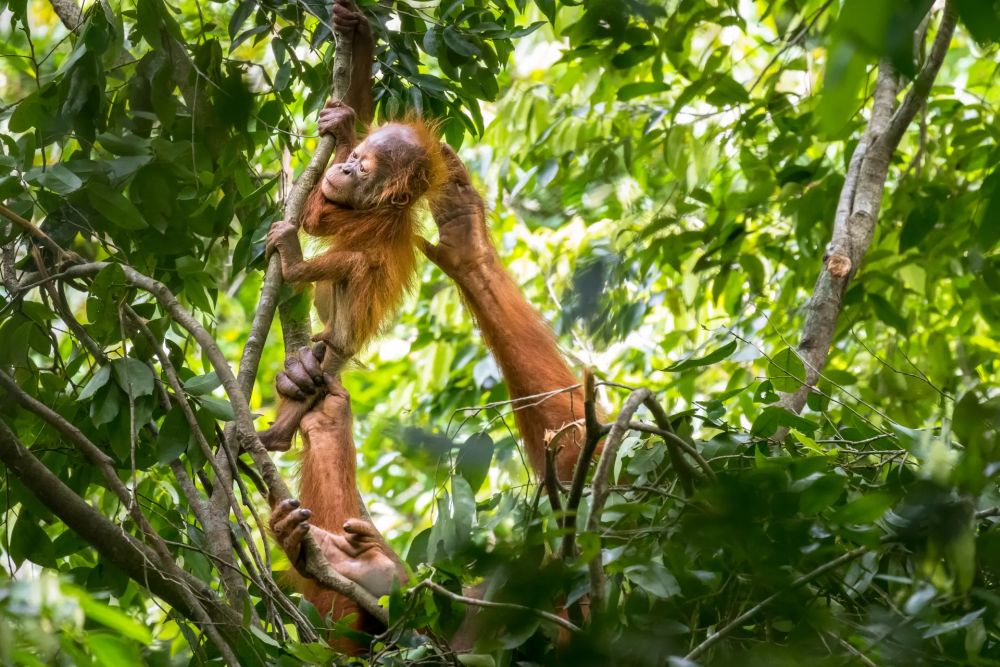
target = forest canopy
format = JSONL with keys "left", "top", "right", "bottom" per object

{"left": 1, "top": 0, "right": 999, "bottom": 665}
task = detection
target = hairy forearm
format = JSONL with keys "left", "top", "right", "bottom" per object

{"left": 457, "top": 255, "right": 578, "bottom": 399}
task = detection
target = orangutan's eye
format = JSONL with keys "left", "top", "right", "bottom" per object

{"left": 358, "top": 161, "right": 369, "bottom": 175}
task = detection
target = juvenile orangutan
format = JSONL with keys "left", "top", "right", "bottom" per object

{"left": 269, "top": 148, "right": 589, "bottom": 651}
{"left": 259, "top": 51, "right": 448, "bottom": 451}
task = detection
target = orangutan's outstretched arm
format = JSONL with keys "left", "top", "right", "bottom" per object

{"left": 421, "top": 147, "right": 585, "bottom": 481}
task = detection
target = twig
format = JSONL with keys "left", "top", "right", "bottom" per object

{"left": 0, "top": 203, "right": 72, "bottom": 262}
{"left": 584, "top": 388, "right": 651, "bottom": 607}
{"left": 685, "top": 546, "right": 869, "bottom": 661}
{"left": 560, "top": 369, "right": 601, "bottom": 560}
{"left": 412, "top": 579, "right": 581, "bottom": 634}
{"left": 976, "top": 506, "right": 999, "bottom": 520}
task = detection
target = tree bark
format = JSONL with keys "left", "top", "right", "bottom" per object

{"left": 778, "top": 3, "right": 957, "bottom": 419}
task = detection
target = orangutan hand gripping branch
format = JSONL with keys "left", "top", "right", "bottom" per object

{"left": 258, "top": 2, "right": 448, "bottom": 452}
{"left": 268, "top": 367, "right": 406, "bottom": 647}
{"left": 266, "top": 147, "right": 590, "bottom": 650}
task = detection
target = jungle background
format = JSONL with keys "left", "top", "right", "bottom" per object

{"left": 1, "top": 0, "right": 999, "bottom": 664}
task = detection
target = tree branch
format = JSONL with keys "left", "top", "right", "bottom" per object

{"left": 685, "top": 546, "right": 869, "bottom": 661}
{"left": 0, "top": 372, "right": 242, "bottom": 664}
{"left": 585, "top": 388, "right": 650, "bottom": 607}
{"left": 560, "top": 368, "right": 601, "bottom": 560}
{"left": 0, "top": 419, "right": 242, "bottom": 658}
{"left": 45, "top": 259, "right": 388, "bottom": 623}
{"left": 238, "top": 5, "right": 358, "bottom": 393}
{"left": 777, "top": 5, "right": 956, "bottom": 421}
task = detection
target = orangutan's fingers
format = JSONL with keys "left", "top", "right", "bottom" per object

{"left": 269, "top": 498, "right": 299, "bottom": 532}
{"left": 283, "top": 356, "right": 316, "bottom": 393}
{"left": 297, "top": 346, "right": 324, "bottom": 384}
{"left": 275, "top": 372, "right": 307, "bottom": 401}
{"left": 343, "top": 518, "right": 379, "bottom": 541}
{"left": 273, "top": 507, "right": 312, "bottom": 544}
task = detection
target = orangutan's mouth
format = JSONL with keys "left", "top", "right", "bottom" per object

{"left": 320, "top": 179, "right": 354, "bottom": 209}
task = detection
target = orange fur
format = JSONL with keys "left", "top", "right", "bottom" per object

{"left": 457, "top": 264, "right": 586, "bottom": 480}
{"left": 301, "top": 118, "right": 447, "bottom": 353}
{"left": 296, "top": 413, "right": 382, "bottom": 651}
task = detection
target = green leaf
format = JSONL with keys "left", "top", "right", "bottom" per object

{"left": 29, "top": 164, "right": 83, "bottom": 194}
{"left": 78, "top": 365, "right": 112, "bottom": 401}
{"left": 751, "top": 406, "right": 817, "bottom": 437}
{"left": 663, "top": 340, "right": 737, "bottom": 372}
{"left": 624, "top": 561, "right": 680, "bottom": 599}
{"left": 612, "top": 45, "right": 656, "bottom": 69}
{"left": 977, "top": 168, "right": 1000, "bottom": 250}
{"left": 443, "top": 27, "right": 481, "bottom": 57}
{"left": 954, "top": 0, "right": 1000, "bottom": 44}
{"left": 97, "top": 132, "right": 150, "bottom": 156}
{"left": 899, "top": 206, "right": 937, "bottom": 252}
{"left": 87, "top": 182, "right": 148, "bottom": 230}
{"left": 90, "top": 385, "right": 121, "bottom": 427}
{"left": 832, "top": 491, "right": 893, "bottom": 524}
{"left": 228, "top": 0, "right": 256, "bottom": 41}
{"left": 10, "top": 511, "right": 55, "bottom": 567}
{"left": 793, "top": 472, "right": 847, "bottom": 514}
{"left": 111, "top": 358, "right": 155, "bottom": 397}
{"left": 767, "top": 348, "right": 806, "bottom": 392}
{"left": 157, "top": 406, "right": 190, "bottom": 464}
{"left": 72, "top": 587, "right": 153, "bottom": 644}
{"left": 198, "top": 396, "right": 235, "bottom": 421}
{"left": 455, "top": 432, "right": 494, "bottom": 493}
{"left": 618, "top": 81, "right": 669, "bottom": 101}
{"left": 451, "top": 476, "right": 475, "bottom": 545}
{"left": 183, "top": 371, "right": 221, "bottom": 396}
{"left": 87, "top": 633, "right": 142, "bottom": 665}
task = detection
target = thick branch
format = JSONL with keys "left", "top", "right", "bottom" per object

{"left": 0, "top": 373, "right": 241, "bottom": 664}
{"left": 778, "top": 9, "right": 956, "bottom": 419}
{"left": 239, "top": 14, "right": 357, "bottom": 393}
{"left": 0, "top": 419, "right": 243, "bottom": 647}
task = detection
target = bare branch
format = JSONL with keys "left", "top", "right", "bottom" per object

{"left": 0, "top": 204, "right": 73, "bottom": 262}
{"left": 778, "top": 2, "right": 957, "bottom": 422}
{"left": 560, "top": 368, "right": 601, "bottom": 560}
{"left": 585, "top": 388, "right": 651, "bottom": 607}
{"left": 238, "top": 9, "right": 358, "bottom": 393}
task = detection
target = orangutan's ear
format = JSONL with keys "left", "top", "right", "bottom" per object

{"left": 390, "top": 191, "right": 411, "bottom": 207}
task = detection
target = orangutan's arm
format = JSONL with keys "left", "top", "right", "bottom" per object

{"left": 421, "top": 147, "right": 585, "bottom": 480}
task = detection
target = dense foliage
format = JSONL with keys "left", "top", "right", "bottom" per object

{"left": 1, "top": 0, "right": 999, "bottom": 665}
